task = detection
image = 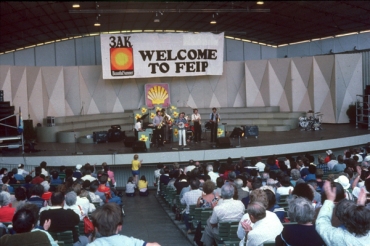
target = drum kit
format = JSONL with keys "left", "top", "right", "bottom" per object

{"left": 298, "top": 110, "right": 323, "bottom": 131}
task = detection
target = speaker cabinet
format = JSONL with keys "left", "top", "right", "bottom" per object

{"left": 216, "top": 137, "right": 231, "bottom": 148}
{"left": 132, "top": 140, "right": 147, "bottom": 152}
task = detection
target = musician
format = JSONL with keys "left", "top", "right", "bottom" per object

{"left": 176, "top": 112, "right": 188, "bottom": 146}
{"left": 160, "top": 108, "right": 172, "bottom": 143}
{"left": 152, "top": 110, "right": 163, "bottom": 146}
{"left": 134, "top": 118, "right": 143, "bottom": 139}
{"left": 191, "top": 108, "right": 201, "bottom": 143}
{"left": 209, "top": 107, "right": 220, "bottom": 142}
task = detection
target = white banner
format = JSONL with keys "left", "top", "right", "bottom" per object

{"left": 101, "top": 32, "right": 224, "bottom": 79}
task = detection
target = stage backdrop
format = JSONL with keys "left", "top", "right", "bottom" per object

{"left": 101, "top": 32, "right": 224, "bottom": 79}
{"left": 0, "top": 54, "right": 362, "bottom": 126}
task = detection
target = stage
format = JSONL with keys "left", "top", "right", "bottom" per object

{"left": 0, "top": 123, "right": 369, "bottom": 167}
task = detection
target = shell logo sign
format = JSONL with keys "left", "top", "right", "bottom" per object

{"left": 145, "top": 83, "right": 170, "bottom": 107}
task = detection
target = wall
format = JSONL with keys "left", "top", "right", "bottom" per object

{"left": 0, "top": 62, "right": 246, "bottom": 126}
{"left": 245, "top": 54, "right": 363, "bottom": 123}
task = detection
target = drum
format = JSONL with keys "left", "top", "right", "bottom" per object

{"left": 299, "top": 116, "right": 306, "bottom": 122}
{"left": 184, "top": 123, "right": 189, "bottom": 128}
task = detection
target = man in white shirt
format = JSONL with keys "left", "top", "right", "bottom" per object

{"left": 238, "top": 202, "right": 283, "bottom": 246}
{"left": 206, "top": 164, "right": 219, "bottom": 183}
{"left": 327, "top": 154, "right": 338, "bottom": 170}
{"left": 181, "top": 179, "right": 203, "bottom": 234}
{"left": 252, "top": 157, "right": 266, "bottom": 172}
{"left": 81, "top": 169, "right": 97, "bottom": 182}
{"left": 191, "top": 108, "right": 202, "bottom": 143}
{"left": 184, "top": 160, "right": 196, "bottom": 174}
{"left": 201, "top": 183, "right": 245, "bottom": 246}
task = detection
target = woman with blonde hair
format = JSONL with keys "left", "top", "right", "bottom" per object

{"left": 131, "top": 154, "right": 142, "bottom": 185}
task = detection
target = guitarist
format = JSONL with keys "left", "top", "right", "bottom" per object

{"left": 176, "top": 112, "right": 188, "bottom": 146}
{"left": 209, "top": 107, "right": 221, "bottom": 143}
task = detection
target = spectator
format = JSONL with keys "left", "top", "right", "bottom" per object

{"left": 0, "top": 191, "right": 15, "bottom": 222}
{"left": 292, "top": 183, "right": 314, "bottom": 201}
{"left": 290, "top": 169, "right": 301, "bottom": 187}
{"left": 159, "top": 167, "right": 170, "bottom": 185}
{"left": 138, "top": 175, "right": 149, "bottom": 196}
{"left": 102, "top": 163, "right": 116, "bottom": 187}
{"left": 41, "top": 180, "right": 52, "bottom": 201}
{"left": 300, "top": 158, "right": 310, "bottom": 178}
{"left": 31, "top": 167, "right": 44, "bottom": 184}
{"left": 316, "top": 181, "right": 370, "bottom": 245}
{"left": 73, "top": 164, "right": 83, "bottom": 180}
{"left": 28, "top": 184, "right": 45, "bottom": 209}
{"left": 40, "top": 191, "right": 88, "bottom": 245}
{"left": 304, "top": 165, "right": 317, "bottom": 182}
{"left": 252, "top": 157, "right": 266, "bottom": 172}
{"left": 202, "top": 183, "right": 245, "bottom": 245}
{"left": 235, "top": 178, "right": 248, "bottom": 200}
{"left": 50, "top": 170, "right": 62, "bottom": 185}
{"left": 7, "top": 171, "right": 19, "bottom": 184}
{"left": 332, "top": 155, "right": 346, "bottom": 172}
{"left": 13, "top": 187, "right": 27, "bottom": 211}
{"left": 13, "top": 167, "right": 24, "bottom": 181}
{"left": 73, "top": 183, "right": 95, "bottom": 216}
{"left": 214, "top": 177, "right": 224, "bottom": 196}
{"left": 327, "top": 154, "right": 338, "bottom": 170}
{"left": 17, "top": 163, "right": 33, "bottom": 177}
{"left": 40, "top": 161, "right": 49, "bottom": 177}
{"left": 239, "top": 201, "right": 283, "bottom": 245}
{"left": 153, "top": 163, "right": 164, "bottom": 194}
{"left": 262, "top": 187, "right": 285, "bottom": 223}
{"left": 276, "top": 196, "right": 325, "bottom": 246}
{"left": 316, "top": 169, "right": 324, "bottom": 190}
{"left": 174, "top": 174, "right": 189, "bottom": 195}
{"left": 316, "top": 156, "right": 329, "bottom": 174}
{"left": 98, "top": 174, "right": 122, "bottom": 205}
{"left": 197, "top": 180, "right": 220, "bottom": 208}
{"left": 181, "top": 178, "right": 203, "bottom": 234}
{"left": 334, "top": 175, "right": 354, "bottom": 201}
{"left": 206, "top": 164, "right": 219, "bottom": 183}
{"left": 0, "top": 168, "right": 8, "bottom": 184}
{"left": 81, "top": 168, "right": 97, "bottom": 182}
{"left": 276, "top": 176, "right": 293, "bottom": 195}
{"left": 126, "top": 176, "right": 136, "bottom": 197}
{"left": 88, "top": 180, "right": 104, "bottom": 206}
{"left": 130, "top": 155, "right": 141, "bottom": 186}
{"left": 63, "top": 191, "right": 84, "bottom": 220}
{"left": 89, "top": 203, "right": 160, "bottom": 246}
{"left": 0, "top": 207, "right": 57, "bottom": 245}
{"left": 1, "top": 176, "right": 14, "bottom": 193}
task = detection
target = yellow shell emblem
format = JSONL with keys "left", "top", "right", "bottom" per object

{"left": 174, "top": 129, "right": 179, "bottom": 137}
{"left": 139, "top": 134, "right": 148, "bottom": 142}
{"left": 135, "top": 113, "right": 142, "bottom": 119}
{"left": 217, "top": 128, "right": 224, "bottom": 137}
{"left": 150, "top": 112, "right": 156, "bottom": 119}
{"left": 148, "top": 86, "right": 169, "bottom": 105}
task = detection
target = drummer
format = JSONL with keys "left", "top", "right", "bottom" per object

{"left": 176, "top": 112, "right": 188, "bottom": 147}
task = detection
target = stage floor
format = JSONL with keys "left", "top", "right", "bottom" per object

{"left": 1, "top": 123, "right": 369, "bottom": 157}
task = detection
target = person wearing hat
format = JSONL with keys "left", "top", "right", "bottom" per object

{"left": 73, "top": 164, "right": 83, "bottom": 180}
{"left": 324, "top": 150, "right": 333, "bottom": 164}
{"left": 17, "top": 163, "right": 34, "bottom": 177}
{"left": 191, "top": 108, "right": 201, "bottom": 143}
{"left": 334, "top": 175, "right": 354, "bottom": 201}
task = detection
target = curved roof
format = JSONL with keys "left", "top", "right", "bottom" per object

{"left": 1, "top": 1, "right": 370, "bottom": 53}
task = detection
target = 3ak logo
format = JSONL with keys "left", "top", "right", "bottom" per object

{"left": 109, "top": 36, "right": 134, "bottom": 76}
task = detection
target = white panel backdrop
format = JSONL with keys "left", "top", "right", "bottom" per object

{"left": 0, "top": 54, "right": 362, "bottom": 126}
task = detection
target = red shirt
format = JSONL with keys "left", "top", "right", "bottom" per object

{"left": 41, "top": 192, "right": 52, "bottom": 201}
{"left": 98, "top": 184, "right": 111, "bottom": 202}
{"left": 0, "top": 205, "right": 15, "bottom": 222}
{"left": 31, "top": 176, "right": 44, "bottom": 184}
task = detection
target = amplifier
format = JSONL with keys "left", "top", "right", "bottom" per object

{"left": 47, "top": 116, "right": 55, "bottom": 127}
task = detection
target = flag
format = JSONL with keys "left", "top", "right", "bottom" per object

{"left": 18, "top": 106, "right": 23, "bottom": 134}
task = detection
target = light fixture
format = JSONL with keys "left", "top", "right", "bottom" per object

{"left": 94, "top": 14, "right": 101, "bottom": 26}
{"left": 210, "top": 13, "right": 218, "bottom": 24}
{"left": 72, "top": 3, "right": 80, "bottom": 8}
{"left": 154, "top": 11, "right": 162, "bottom": 23}
{"left": 257, "top": 1, "right": 264, "bottom": 5}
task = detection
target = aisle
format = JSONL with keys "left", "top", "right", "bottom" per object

{"left": 119, "top": 190, "right": 192, "bottom": 246}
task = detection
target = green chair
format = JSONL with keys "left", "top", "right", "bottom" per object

{"left": 192, "top": 207, "right": 212, "bottom": 229}
{"left": 218, "top": 222, "right": 239, "bottom": 242}
{"left": 263, "top": 240, "right": 276, "bottom": 246}
{"left": 49, "top": 230, "right": 74, "bottom": 246}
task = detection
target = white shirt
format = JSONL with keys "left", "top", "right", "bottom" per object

{"left": 18, "top": 169, "right": 30, "bottom": 176}
{"left": 208, "top": 171, "right": 219, "bottom": 183}
{"left": 364, "top": 155, "right": 370, "bottom": 162}
{"left": 184, "top": 165, "right": 196, "bottom": 174}
{"left": 76, "top": 196, "right": 95, "bottom": 216}
{"left": 237, "top": 211, "right": 283, "bottom": 245}
{"left": 89, "top": 191, "right": 104, "bottom": 206}
{"left": 209, "top": 199, "right": 245, "bottom": 224}
{"left": 81, "top": 175, "right": 97, "bottom": 182}
{"left": 41, "top": 168, "right": 49, "bottom": 177}
{"left": 327, "top": 160, "right": 338, "bottom": 170}
{"left": 135, "top": 121, "right": 142, "bottom": 131}
{"left": 181, "top": 189, "right": 203, "bottom": 214}
{"left": 191, "top": 113, "right": 201, "bottom": 124}
{"left": 255, "top": 162, "right": 266, "bottom": 172}
{"left": 276, "top": 186, "right": 293, "bottom": 196}
{"left": 63, "top": 204, "right": 84, "bottom": 220}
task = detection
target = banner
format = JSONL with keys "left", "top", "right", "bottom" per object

{"left": 101, "top": 32, "right": 224, "bottom": 79}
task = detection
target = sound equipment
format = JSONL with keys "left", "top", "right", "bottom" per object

{"left": 216, "top": 137, "right": 231, "bottom": 148}
{"left": 244, "top": 125, "right": 259, "bottom": 138}
{"left": 46, "top": 116, "right": 55, "bottom": 126}
{"left": 0, "top": 101, "right": 17, "bottom": 137}
{"left": 132, "top": 140, "right": 147, "bottom": 152}
{"left": 111, "top": 125, "right": 121, "bottom": 130}
{"left": 107, "top": 128, "right": 123, "bottom": 142}
{"left": 0, "top": 90, "right": 3, "bottom": 102}
{"left": 229, "top": 127, "right": 243, "bottom": 138}
{"left": 123, "top": 136, "right": 136, "bottom": 147}
{"left": 93, "top": 131, "right": 108, "bottom": 143}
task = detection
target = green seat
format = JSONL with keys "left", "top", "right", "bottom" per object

{"left": 92, "top": 202, "right": 100, "bottom": 210}
{"left": 201, "top": 210, "right": 213, "bottom": 227}
{"left": 219, "top": 222, "right": 239, "bottom": 242}
{"left": 192, "top": 207, "right": 212, "bottom": 229}
{"left": 49, "top": 230, "right": 74, "bottom": 246}
{"left": 78, "top": 221, "right": 85, "bottom": 236}
{"left": 263, "top": 240, "right": 276, "bottom": 246}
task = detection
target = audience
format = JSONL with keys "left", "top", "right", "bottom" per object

{"left": 138, "top": 175, "right": 149, "bottom": 196}
{"left": 125, "top": 176, "right": 136, "bottom": 197}
{"left": 28, "top": 184, "right": 45, "bottom": 209}
{"left": 196, "top": 180, "right": 220, "bottom": 208}
{"left": 0, "top": 191, "right": 15, "bottom": 222}
{"left": 181, "top": 178, "right": 203, "bottom": 234}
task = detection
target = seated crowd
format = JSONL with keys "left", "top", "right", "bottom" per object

{"left": 0, "top": 145, "right": 369, "bottom": 246}
{"left": 157, "top": 146, "right": 370, "bottom": 245}
{"left": 0, "top": 161, "right": 160, "bottom": 246}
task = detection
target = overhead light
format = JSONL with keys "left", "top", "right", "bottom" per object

{"left": 94, "top": 14, "right": 101, "bottom": 26}
{"left": 257, "top": 1, "right": 264, "bottom": 4}
{"left": 72, "top": 3, "right": 80, "bottom": 8}
{"left": 210, "top": 13, "right": 218, "bottom": 24}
